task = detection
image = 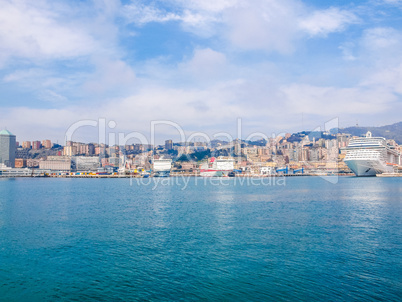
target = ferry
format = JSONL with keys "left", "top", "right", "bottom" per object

{"left": 199, "top": 157, "right": 235, "bottom": 177}
{"left": 344, "top": 131, "right": 401, "bottom": 177}
{"left": 152, "top": 158, "right": 172, "bottom": 177}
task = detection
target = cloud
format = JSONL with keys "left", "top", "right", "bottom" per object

{"left": 37, "top": 89, "right": 68, "bottom": 103}
{"left": 0, "top": 0, "right": 98, "bottom": 64}
{"left": 124, "top": 0, "right": 359, "bottom": 54}
{"left": 2, "top": 63, "right": 401, "bottom": 143}
{"left": 299, "top": 7, "right": 359, "bottom": 37}
{"left": 360, "top": 27, "right": 402, "bottom": 54}
{"left": 339, "top": 42, "right": 357, "bottom": 61}
{"left": 83, "top": 57, "right": 136, "bottom": 95}
{"left": 123, "top": 0, "right": 224, "bottom": 37}
{"left": 1, "top": 106, "right": 79, "bottom": 141}
{"left": 179, "top": 48, "right": 227, "bottom": 82}
{"left": 172, "top": 0, "right": 238, "bottom": 13}
{"left": 339, "top": 27, "right": 402, "bottom": 69}
{"left": 1, "top": 68, "right": 75, "bottom": 104}
{"left": 281, "top": 84, "right": 397, "bottom": 116}
{"left": 124, "top": 0, "right": 304, "bottom": 52}
{"left": 1, "top": 0, "right": 402, "bottom": 143}
{"left": 3, "top": 69, "right": 48, "bottom": 83}
{"left": 223, "top": 0, "right": 303, "bottom": 53}
{"left": 382, "top": 0, "right": 402, "bottom": 5}
{"left": 123, "top": 2, "right": 181, "bottom": 25}
{"left": 0, "top": 0, "right": 132, "bottom": 104}
{"left": 361, "top": 63, "right": 402, "bottom": 95}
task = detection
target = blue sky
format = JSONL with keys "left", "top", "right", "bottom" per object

{"left": 1, "top": 0, "right": 402, "bottom": 143}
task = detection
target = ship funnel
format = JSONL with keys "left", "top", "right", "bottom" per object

{"left": 366, "top": 131, "right": 372, "bottom": 138}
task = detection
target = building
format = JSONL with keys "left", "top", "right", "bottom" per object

{"left": 22, "top": 141, "right": 31, "bottom": 149}
{"left": 180, "top": 162, "right": 196, "bottom": 171}
{"left": 63, "top": 146, "right": 77, "bottom": 156}
{"left": 109, "top": 156, "right": 120, "bottom": 167}
{"left": 165, "top": 139, "right": 173, "bottom": 150}
{"left": 42, "top": 140, "right": 52, "bottom": 149}
{"left": 27, "top": 159, "right": 40, "bottom": 168}
{"left": 39, "top": 158, "right": 71, "bottom": 171}
{"left": 32, "top": 141, "right": 41, "bottom": 150}
{"left": 234, "top": 139, "right": 242, "bottom": 155}
{"left": 0, "top": 129, "right": 16, "bottom": 168}
{"left": 72, "top": 156, "right": 99, "bottom": 171}
{"left": 87, "top": 143, "right": 95, "bottom": 155}
{"left": 15, "top": 159, "right": 27, "bottom": 168}
{"left": 95, "top": 145, "right": 107, "bottom": 156}
{"left": 15, "top": 148, "right": 30, "bottom": 159}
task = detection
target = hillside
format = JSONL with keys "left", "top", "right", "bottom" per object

{"left": 341, "top": 122, "right": 402, "bottom": 144}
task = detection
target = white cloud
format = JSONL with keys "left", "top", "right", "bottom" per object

{"left": 362, "top": 63, "right": 402, "bottom": 95}
{"left": 0, "top": 0, "right": 98, "bottom": 64}
{"left": 172, "top": 0, "right": 238, "bottom": 13}
{"left": 124, "top": 0, "right": 358, "bottom": 53}
{"left": 37, "top": 89, "right": 68, "bottom": 103}
{"left": 281, "top": 83, "right": 397, "bottom": 116}
{"left": 223, "top": 0, "right": 303, "bottom": 53}
{"left": 123, "top": 0, "right": 223, "bottom": 37}
{"left": 83, "top": 57, "right": 136, "bottom": 95}
{"left": 339, "top": 42, "right": 357, "bottom": 61}
{"left": 179, "top": 48, "right": 227, "bottom": 81}
{"left": 3, "top": 69, "right": 48, "bottom": 83}
{"left": 361, "top": 27, "right": 402, "bottom": 52}
{"left": 2, "top": 65, "right": 401, "bottom": 143}
{"left": 123, "top": 2, "right": 181, "bottom": 25}
{"left": 1, "top": 106, "right": 80, "bottom": 141}
{"left": 382, "top": 0, "right": 402, "bottom": 4}
{"left": 125, "top": 0, "right": 238, "bottom": 24}
{"left": 223, "top": 2, "right": 358, "bottom": 52}
{"left": 346, "top": 27, "right": 402, "bottom": 68}
{"left": 1, "top": 0, "right": 401, "bottom": 142}
{"left": 299, "top": 7, "right": 359, "bottom": 37}
{"left": 0, "top": 0, "right": 133, "bottom": 104}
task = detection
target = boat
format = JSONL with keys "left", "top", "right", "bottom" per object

{"left": 199, "top": 157, "right": 235, "bottom": 177}
{"left": 344, "top": 131, "right": 401, "bottom": 177}
{"left": 152, "top": 158, "right": 172, "bottom": 177}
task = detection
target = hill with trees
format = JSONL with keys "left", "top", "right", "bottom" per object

{"left": 340, "top": 122, "right": 402, "bottom": 144}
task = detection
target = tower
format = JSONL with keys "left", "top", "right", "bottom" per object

{"left": 0, "top": 129, "right": 16, "bottom": 168}
{"left": 165, "top": 139, "right": 173, "bottom": 150}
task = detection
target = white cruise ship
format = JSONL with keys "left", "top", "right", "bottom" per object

{"left": 344, "top": 131, "right": 401, "bottom": 176}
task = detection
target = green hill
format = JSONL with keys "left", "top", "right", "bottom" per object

{"left": 341, "top": 122, "right": 402, "bottom": 144}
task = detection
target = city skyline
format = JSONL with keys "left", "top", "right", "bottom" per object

{"left": 1, "top": 0, "right": 402, "bottom": 143}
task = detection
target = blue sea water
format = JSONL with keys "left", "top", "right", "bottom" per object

{"left": 0, "top": 176, "right": 401, "bottom": 301}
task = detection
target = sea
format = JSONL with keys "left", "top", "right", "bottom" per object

{"left": 0, "top": 176, "right": 401, "bottom": 301}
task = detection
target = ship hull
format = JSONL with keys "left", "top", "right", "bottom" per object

{"left": 345, "top": 159, "right": 391, "bottom": 177}
{"left": 154, "top": 171, "right": 170, "bottom": 177}
{"left": 199, "top": 169, "right": 231, "bottom": 177}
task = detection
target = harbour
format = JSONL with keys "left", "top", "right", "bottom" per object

{"left": 1, "top": 0, "right": 402, "bottom": 300}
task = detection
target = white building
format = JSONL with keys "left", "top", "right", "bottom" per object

{"left": 73, "top": 156, "right": 99, "bottom": 171}
{"left": 39, "top": 159, "right": 71, "bottom": 171}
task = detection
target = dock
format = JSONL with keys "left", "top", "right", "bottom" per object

{"left": 377, "top": 173, "right": 402, "bottom": 177}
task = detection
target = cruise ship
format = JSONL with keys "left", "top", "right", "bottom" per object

{"left": 344, "top": 131, "right": 401, "bottom": 177}
{"left": 199, "top": 157, "right": 235, "bottom": 177}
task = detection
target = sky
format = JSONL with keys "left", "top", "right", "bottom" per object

{"left": 1, "top": 0, "right": 402, "bottom": 144}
